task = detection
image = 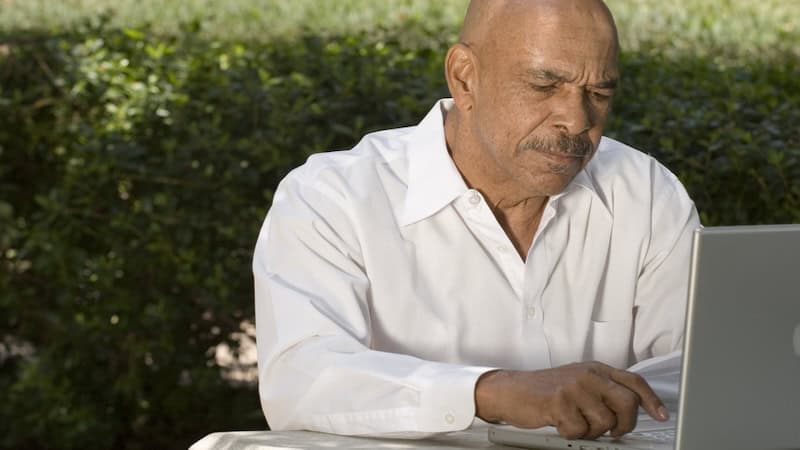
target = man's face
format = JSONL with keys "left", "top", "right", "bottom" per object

{"left": 469, "top": 4, "right": 619, "bottom": 197}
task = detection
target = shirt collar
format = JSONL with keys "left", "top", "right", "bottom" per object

{"left": 400, "top": 99, "right": 607, "bottom": 226}
{"left": 400, "top": 99, "right": 468, "bottom": 226}
{"left": 555, "top": 146, "right": 611, "bottom": 217}
{"left": 553, "top": 166, "right": 598, "bottom": 205}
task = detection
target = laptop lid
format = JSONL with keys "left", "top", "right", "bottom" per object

{"left": 675, "top": 224, "right": 800, "bottom": 450}
{"left": 488, "top": 224, "right": 800, "bottom": 450}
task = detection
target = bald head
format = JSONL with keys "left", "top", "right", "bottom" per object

{"left": 459, "top": 0, "right": 619, "bottom": 56}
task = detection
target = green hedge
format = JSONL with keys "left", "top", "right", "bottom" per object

{"left": 1, "top": 22, "right": 798, "bottom": 449}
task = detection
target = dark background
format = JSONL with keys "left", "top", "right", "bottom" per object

{"left": 1, "top": 2, "right": 799, "bottom": 449}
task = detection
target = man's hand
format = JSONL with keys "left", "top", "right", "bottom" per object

{"left": 475, "top": 362, "right": 669, "bottom": 440}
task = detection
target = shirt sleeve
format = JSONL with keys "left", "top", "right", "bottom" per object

{"left": 632, "top": 166, "right": 701, "bottom": 361}
{"left": 253, "top": 171, "right": 493, "bottom": 437}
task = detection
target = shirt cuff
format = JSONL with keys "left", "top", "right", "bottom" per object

{"left": 415, "top": 364, "right": 496, "bottom": 432}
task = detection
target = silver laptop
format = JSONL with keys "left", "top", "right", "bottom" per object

{"left": 489, "top": 224, "right": 800, "bottom": 450}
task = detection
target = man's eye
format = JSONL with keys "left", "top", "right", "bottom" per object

{"left": 590, "top": 91, "right": 612, "bottom": 102}
{"left": 532, "top": 84, "right": 557, "bottom": 93}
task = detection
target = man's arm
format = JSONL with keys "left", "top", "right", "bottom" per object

{"left": 633, "top": 167, "right": 700, "bottom": 359}
{"left": 254, "top": 173, "right": 492, "bottom": 437}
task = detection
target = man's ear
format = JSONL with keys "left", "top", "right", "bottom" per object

{"left": 444, "top": 43, "right": 477, "bottom": 112}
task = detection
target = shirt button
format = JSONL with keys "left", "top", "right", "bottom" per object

{"left": 468, "top": 192, "right": 481, "bottom": 205}
{"left": 445, "top": 413, "right": 455, "bottom": 424}
{"left": 526, "top": 306, "right": 536, "bottom": 318}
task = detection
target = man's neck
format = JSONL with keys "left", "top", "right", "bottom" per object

{"left": 444, "top": 108, "right": 548, "bottom": 261}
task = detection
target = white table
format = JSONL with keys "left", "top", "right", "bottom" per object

{"left": 190, "top": 424, "right": 520, "bottom": 449}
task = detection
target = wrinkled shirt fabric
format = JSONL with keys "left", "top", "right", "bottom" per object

{"left": 253, "top": 99, "right": 700, "bottom": 437}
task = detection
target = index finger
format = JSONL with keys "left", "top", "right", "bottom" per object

{"left": 609, "top": 369, "right": 669, "bottom": 422}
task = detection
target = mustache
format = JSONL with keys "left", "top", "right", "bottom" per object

{"left": 518, "top": 133, "right": 594, "bottom": 158}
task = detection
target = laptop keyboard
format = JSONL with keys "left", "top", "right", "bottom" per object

{"left": 626, "top": 428, "right": 675, "bottom": 443}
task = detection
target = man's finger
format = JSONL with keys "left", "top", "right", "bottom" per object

{"left": 609, "top": 369, "right": 669, "bottom": 421}
{"left": 574, "top": 393, "right": 618, "bottom": 440}
{"left": 552, "top": 390, "right": 591, "bottom": 440}
{"left": 555, "top": 410, "right": 591, "bottom": 440}
{"left": 600, "top": 383, "right": 639, "bottom": 437}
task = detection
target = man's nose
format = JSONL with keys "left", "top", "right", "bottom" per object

{"left": 551, "top": 89, "right": 594, "bottom": 136}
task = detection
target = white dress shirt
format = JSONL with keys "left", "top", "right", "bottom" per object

{"left": 253, "top": 99, "right": 700, "bottom": 437}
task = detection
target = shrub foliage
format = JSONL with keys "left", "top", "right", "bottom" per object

{"left": 0, "top": 21, "right": 798, "bottom": 449}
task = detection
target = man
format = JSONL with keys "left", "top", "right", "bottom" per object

{"left": 253, "top": 0, "right": 699, "bottom": 441}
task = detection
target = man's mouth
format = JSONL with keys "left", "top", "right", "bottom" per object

{"left": 536, "top": 149, "right": 587, "bottom": 159}
{"left": 519, "top": 133, "right": 593, "bottom": 158}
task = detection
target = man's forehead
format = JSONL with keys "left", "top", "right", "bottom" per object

{"left": 511, "top": 39, "right": 620, "bottom": 81}
{"left": 523, "top": 66, "right": 619, "bottom": 88}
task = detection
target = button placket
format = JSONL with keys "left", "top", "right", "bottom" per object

{"left": 524, "top": 202, "right": 557, "bottom": 321}
{"left": 456, "top": 189, "right": 526, "bottom": 299}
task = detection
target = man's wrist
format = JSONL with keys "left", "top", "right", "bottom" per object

{"left": 474, "top": 369, "right": 507, "bottom": 423}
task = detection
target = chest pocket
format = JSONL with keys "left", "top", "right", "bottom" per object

{"left": 587, "top": 319, "right": 633, "bottom": 369}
